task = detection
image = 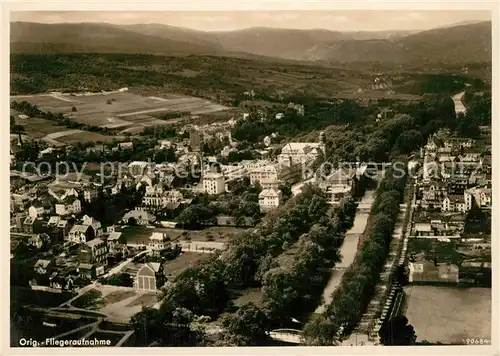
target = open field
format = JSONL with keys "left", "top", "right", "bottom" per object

{"left": 73, "top": 285, "right": 157, "bottom": 323}
{"left": 11, "top": 91, "right": 228, "bottom": 134}
{"left": 404, "top": 285, "right": 491, "bottom": 344}
{"left": 122, "top": 226, "right": 246, "bottom": 246}
{"left": 163, "top": 252, "right": 211, "bottom": 280}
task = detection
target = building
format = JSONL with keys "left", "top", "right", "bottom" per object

{"left": 28, "top": 205, "right": 45, "bottom": 219}
{"left": 249, "top": 165, "right": 279, "bottom": 185}
{"left": 128, "top": 161, "right": 151, "bottom": 177}
{"left": 148, "top": 232, "right": 170, "bottom": 251}
{"left": 78, "top": 238, "right": 108, "bottom": 267}
{"left": 442, "top": 195, "right": 467, "bottom": 213}
{"left": 83, "top": 188, "right": 99, "bottom": 203}
{"left": 122, "top": 208, "right": 157, "bottom": 226}
{"left": 55, "top": 198, "right": 82, "bottom": 216}
{"left": 203, "top": 172, "right": 226, "bottom": 195}
{"left": 135, "top": 263, "right": 162, "bottom": 292}
{"left": 69, "top": 224, "right": 96, "bottom": 243}
{"left": 82, "top": 215, "right": 103, "bottom": 236}
{"left": 260, "top": 179, "right": 282, "bottom": 190}
{"left": 258, "top": 188, "right": 283, "bottom": 211}
{"left": 107, "top": 232, "right": 122, "bottom": 248}
{"left": 34, "top": 259, "right": 53, "bottom": 275}
{"left": 278, "top": 140, "right": 325, "bottom": 167}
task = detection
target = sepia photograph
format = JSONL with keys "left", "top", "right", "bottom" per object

{"left": 5, "top": 2, "right": 496, "bottom": 352}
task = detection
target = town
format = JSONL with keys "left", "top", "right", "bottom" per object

{"left": 9, "top": 13, "right": 492, "bottom": 349}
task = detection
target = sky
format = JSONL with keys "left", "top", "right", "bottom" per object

{"left": 11, "top": 10, "right": 491, "bottom": 32}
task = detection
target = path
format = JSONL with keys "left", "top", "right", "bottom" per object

{"left": 291, "top": 177, "right": 316, "bottom": 197}
{"left": 314, "top": 190, "right": 375, "bottom": 314}
{"left": 343, "top": 183, "right": 415, "bottom": 345}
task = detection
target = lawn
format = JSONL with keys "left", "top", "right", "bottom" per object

{"left": 404, "top": 285, "right": 491, "bottom": 344}
{"left": 163, "top": 252, "right": 211, "bottom": 280}
{"left": 121, "top": 226, "right": 246, "bottom": 246}
{"left": 231, "top": 288, "right": 264, "bottom": 308}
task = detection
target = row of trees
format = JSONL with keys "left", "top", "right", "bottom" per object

{"left": 302, "top": 159, "right": 408, "bottom": 345}
{"left": 11, "top": 100, "right": 115, "bottom": 136}
{"left": 217, "top": 195, "right": 359, "bottom": 346}
{"left": 129, "top": 185, "right": 333, "bottom": 346}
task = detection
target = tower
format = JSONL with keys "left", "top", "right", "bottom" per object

{"left": 318, "top": 131, "right": 326, "bottom": 155}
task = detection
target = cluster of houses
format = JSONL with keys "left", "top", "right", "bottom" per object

{"left": 407, "top": 131, "right": 492, "bottom": 286}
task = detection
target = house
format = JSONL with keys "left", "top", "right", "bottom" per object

{"left": 467, "top": 186, "right": 492, "bottom": 208}
{"left": 38, "top": 147, "right": 55, "bottom": 158}
{"left": 83, "top": 188, "right": 99, "bottom": 203}
{"left": 55, "top": 219, "right": 70, "bottom": 239}
{"left": 249, "top": 165, "right": 279, "bottom": 185}
{"left": 148, "top": 232, "right": 170, "bottom": 251}
{"left": 287, "top": 102, "right": 305, "bottom": 116}
{"left": 158, "top": 140, "right": 174, "bottom": 149}
{"left": 55, "top": 197, "right": 81, "bottom": 216}
{"left": 442, "top": 195, "right": 467, "bottom": 213}
{"left": 28, "top": 205, "right": 45, "bottom": 219}
{"left": 412, "top": 222, "right": 433, "bottom": 237}
{"left": 28, "top": 233, "right": 51, "bottom": 249}
{"left": 107, "top": 232, "right": 122, "bottom": 247}
{"left": 122, "top": 208, "right": 157, "bottom": 226}
{"left": 259, "top": 188, "right": 283, "bottom": 211}
{"left": 34, "top": 259, "right": 53, "bottom": 275}
{"left": 22, "top": 216, "right": 45, "bottom": 234}
{"left": 82, "top": 215, "right": 103, "bottom": 236}
{"left": 69, "top": 224, "right": 96, "bottom": 243}
{"left": 78, "top": 238, "right": 108, "bottom": 267}
{"left": 118, "top": 141, "right": 134, "bottom": 149}
{"left": 48, "top": 187, "right": 79, "bottom": 202}
{"left": 202, "top": 172, "right": 226, "bottom": 195}
{"left": 77, "top": 263, "right": 104, "bottom": 280}
{"left": 275, "top": 113, "right": 285, "bottom": 120}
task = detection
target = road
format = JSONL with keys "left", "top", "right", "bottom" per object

{"left": 314, "top": 190, "right": 375, "bottom": 314}
{"left": 291, "top": 177, "right": 316, "bottom": 197}
{"left": 102, "top": 249, "right": 150, "bottom": 278}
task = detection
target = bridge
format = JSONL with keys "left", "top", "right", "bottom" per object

{"left": 268, "top": 329, "right": 303, "bottom": 344}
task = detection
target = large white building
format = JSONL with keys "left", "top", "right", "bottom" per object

{"left": 203, "top": 172, "right": 226, "bottom": 195}
{"left": 250, "top": 164, "right": 279, "bottom": 185}
{"left": 258, "top": 188, "right": 283, "bottom": 211}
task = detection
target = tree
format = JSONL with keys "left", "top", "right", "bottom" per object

{"left": 71, "top": 106, "right": 77, "bottom": 112}
{"left": 302, "top": 315, "right": 339, "bottom": 346}
{"left": 106, "top": 273, "right": 133, "bottom": 287}
{"left": 128, "top": 217, "right": 137, "bottom": 226}
{"left": 379, "top": 315, "right": 417, "bottom": 345}
{"left": 219, "top": 302, "right": 269, "bottom": 346}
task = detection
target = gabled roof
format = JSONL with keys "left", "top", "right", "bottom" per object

{"left": 34, "top": 259, "right": 52, "bottom": 268}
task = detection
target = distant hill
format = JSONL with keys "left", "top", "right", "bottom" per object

{"left": 300, "top": 22, "right": 491, "bottom": 64}
{"left": 10, "top": 22, "right": 222, "bottom": 55}
{"left": 10, "top": 21, "right": 491, "bottom": 65}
